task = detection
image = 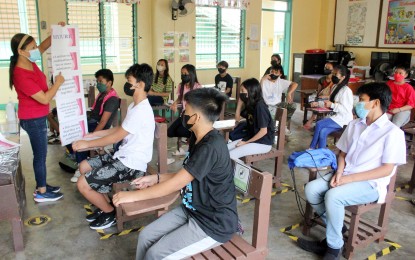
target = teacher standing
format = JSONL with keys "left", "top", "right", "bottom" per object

{"left": 9, "top": 22, "right": 66, "bottom": 203}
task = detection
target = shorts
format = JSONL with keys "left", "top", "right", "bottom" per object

{"left": 85, "top": 154, "right": 146, "bottom": 193}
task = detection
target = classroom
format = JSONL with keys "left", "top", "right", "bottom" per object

{"left": 1, "top": 0, "right": 415, "bottom": 259}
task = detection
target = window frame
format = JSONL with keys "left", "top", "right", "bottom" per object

{"left": 196, "top": 6, "right": 246, "bottom": 70}
{"left": 0, "top": 0, "right": 41, "bottom": 68}
{"left": 262, "top": 0, "right": 292, "bottom": 76}
{"left": 65, "top": 1, "right": 138, "bottom": 75}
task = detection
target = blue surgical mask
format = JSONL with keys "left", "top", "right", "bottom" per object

{"left": 354, "top": 101, "right": 370, "bottom": 119}
{"left": 27, "top": 48, "right": 41, "bottom": 62}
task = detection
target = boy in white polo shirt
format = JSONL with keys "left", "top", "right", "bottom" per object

{"left": 261, "top": 64, "right": 298, "bottom": 134}
{"left": 297, "top": 82, "right": 406, "bottom": 260}
{"left": 72, "top": 63, "right": 155, "bottom": 230}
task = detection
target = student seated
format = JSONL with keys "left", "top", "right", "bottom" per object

{"left": 297, "top": 82, "right": 406, "bottom": 260}
{"left": 309, "top": 65, "right": 353, "bottom": 149}
{"left": 147, "top": 58, "right": 173, "bottom": 106}
{"left": 112, "top": 88, "right": 237, "bottom": 259}
{"left": 386, "top": 65, "right": 415, "bottom": 127}
{"left": 261, "top": 64, "right": 297, "bottom": 135}
{"left": 215, "top": 60, "right": 233, "bottom": 97}
{"left": 168, "top": 64, "right": 202, "bottom": 156}
{"left": 69, "top": 69, "right": 119, "bottom": 182}
{"left": 47, "top": 107, "right": 60, "bottom": 143}
{"left": 304, "top": 62, "right": 334, "bottom": 130}
{"left": 228, "top": 78, "right": 275, "bottom": 160}
{"left": 72, "top": 63, "right": 155, "bottom": 230}
{"left": 263, "top": 53, "right": 285, "bottom": 79}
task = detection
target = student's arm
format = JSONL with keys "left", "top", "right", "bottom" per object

{"left": 326, "top": 87, "right": 353, "bottom": 113}
{"left": 237, "top": 127, "right": 267, "bottom": 147}
{"left": 31, "top": 73, "right": 65, "bottom": 105}
{"left": 235, "top": 98, "right": 244, "bottom": 122}
{"left": 94, "top": 111, "right": 112, "bottom": 132}
{"left": 38, "top": 21, "right": 66, "bottom": 54}
{"left": 390, "top": 105, "right": 413, "bottom": 114}
{"left": 330, "top": 151, "right": 346, "bottom": 187}
{"left": 112, "top": 168, "right": 194, "bottom": 206}
{"left": 72, "top": 126, "right": 128, "bottom": 151}
{"left": 332, "top": 163, "right": 395, "bottom": 188}
{"left": 286, "top": 82, "right": 298, "bottom": 103}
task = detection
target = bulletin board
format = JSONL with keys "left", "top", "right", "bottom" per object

{"left": 334, "top": 0, "right": 382, "bottom": 47}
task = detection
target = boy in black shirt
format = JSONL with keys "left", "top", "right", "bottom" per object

{"left": 215, "top": 60, "right": 234, "bottom": 97}
{"left": 113, "top": 88, "right": 238, "bottom": 260}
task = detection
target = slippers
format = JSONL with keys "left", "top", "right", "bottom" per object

{"left": 167, "top": 158, "right": 175, "bottom": 165}
{"left": 172, "top": 148, "right": 186, "bottom": 156}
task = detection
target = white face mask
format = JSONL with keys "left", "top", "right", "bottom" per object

{"left": 156, "top": 65, "right": 165, "bottom": 72}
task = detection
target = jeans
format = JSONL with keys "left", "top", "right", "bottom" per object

{"left": 20, "top": 116, "right": 48, "bottom": 188}
{"left": 305, "top": 173, "right": 379, "bottom": 249}
{"left": 309, "top": 118, "right": 342, "bottom": 149}
{"left": 147, "top": 95, "right": 165, "bottom": 106}
{"left": 66, "top": 120, "right": 98, "bottom": 163}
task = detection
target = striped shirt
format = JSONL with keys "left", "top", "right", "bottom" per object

{"left": 151, "top": 75, "right": 174, "bottom": 103}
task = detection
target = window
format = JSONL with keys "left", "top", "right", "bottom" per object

{"left": 0, "top": 0, "right": 40, "bottom": 67}
{"left": 66, "top": 1, "right": 138, "bottom": 74}
{"left": 196, "top": 6, "right": 245, "bottom": 69}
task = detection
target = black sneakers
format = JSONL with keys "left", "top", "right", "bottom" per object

{"left": 323, "top": 247, "right": 342, "bottom": 260}
{"left": 89, "top": 210, "right": 116, "bottom": 230}
{"left": 297, "top": 238, "right": 328, "bottom": 256}
{"left": 86, "top": 208, "right": 104, "bottom": 223}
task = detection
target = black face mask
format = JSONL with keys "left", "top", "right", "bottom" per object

{"left": 270, "top": 74, "right": 279, "bottom": 80}
{"left": 240, "top": 93, "right": 248, "bottom": 103}
{"left": 271, "top": 60, "right": 278, "bottom": 66}
{"left": 181, "top": 113, "right": 196, "bottom": 130}
{"left": 324, "top": 69, "right": 332, "bottom": 75}
{"left": 218, "top": 68, "right": 226, "bottom": 74}
{"left": 331, "top": 75, "right": 340, "bottom": 84}
{"left": 124, "top": 82, "right": 134, "bottom": 96}
{"left": 181, "top": 74, "right": 191, "bottom": 83}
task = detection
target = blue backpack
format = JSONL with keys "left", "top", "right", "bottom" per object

{"left": 288, "top": 148, "right": 337, "bottom": 171}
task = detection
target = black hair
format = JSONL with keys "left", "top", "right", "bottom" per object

{"left": 217, "top": 60, "right": 229, "bottom": 69}
{"left": 241, "top": 78, "right": 264, "bottom": 113}
{"left": 271, "top": 53, "right": 281, "bottom": 63}
{"left": 270, "top": 61, "right": 285, "bottom": 79}
{"left": 356, "top": 82, "right": 392, "bottom": 113}
{"left": 179, "top": 64, "right": 199, "bottom": 102}
{"left": 9, "top": 33, "right": 35, "bottom": 89}
{"left": 154, "top": 59, "right": 169, "bottom": 85}
{"left": 329, "top": 64, "right": 350, "bottom": 103}
{"left": 125, "top": 63, "right": 154, "bottom": 92}
{"left": 394, "top": 65, "right": 408, "bottom": 75}
{"left": 184, "top": 88, "right": 228, "bottom": 122}
{"left": 95, "top": 69, "right": 114, "bottom": 86}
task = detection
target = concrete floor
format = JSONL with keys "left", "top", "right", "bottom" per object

{"left": 1, "top": 107, "right": 415, "bottom": 260}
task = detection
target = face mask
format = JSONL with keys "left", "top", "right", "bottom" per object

{"left": 26, "top": 48, "right": 41, "bottom": 62}
{"left": 240, "top": 93, "right": 248, "bottom": 103}
{"left": 270, "top": 74, "right": 279, "bottom": 80}
{"left": 271, "top": 60, "right": 278, "bottom": 66}
{"left": 354, "top": 101, "right": 370, "bottom": 119}
{"left": 96, "top": 82, "right": 107, "bottom": 93}
{"left": 218, "top": 68, "right": 226, "bottom": 74}
{"left": 156, "top": 65, "right": 165, "bottom": 72}
{"left": 324, "top": 69, "right": 332, "bottom": 75}
{"left": 394, "top": 73, "right": 405, "bottom": 82}
{"left": 331, "top": 75, "right": 340, "bottom": 84}
{"left": 124, "top": 82, "right": 135, "bottom": 96}
{"left": 181, "top": 74, "right": 191, "bottom": 83}
{"left": 181, "top": 113, "right": 197, "bottom": 130}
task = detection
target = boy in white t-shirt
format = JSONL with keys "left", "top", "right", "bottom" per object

{"left": 261, "top": 64, "right": 298, "bottom": 131}
{"left": 72, "top": 63, "right": 155, "bottom": 230}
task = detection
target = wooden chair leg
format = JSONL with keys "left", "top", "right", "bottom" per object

{"left": 409, "top": 162, "right": 415, "bottom": 194}
{"left": 377, "top": 203, "right": 391, "bottom": 243}
{"left": 302, "top": 203, "right": 313, "bottom": 236}
{"left": 116, "top": 207, "right": 124, "bottom": 232}
{"left": 273, "top": 156, "right": 283, "bottom": 188}
{"left": 344, "top": 213, "right": 360, "bottom": 260}
{"left": 11, "top": 218, "right": 24, "bottom": 251}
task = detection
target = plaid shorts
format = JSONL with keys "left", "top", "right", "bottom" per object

{"left": 85, "top": 154, "right": 146, "bottom": 193}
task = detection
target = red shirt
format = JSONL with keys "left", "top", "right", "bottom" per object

{"left": 386, "top": 80, "right": 415, "bottom": 110}
{"left": 13, "top": 63, "right": 49, "bottom": 119}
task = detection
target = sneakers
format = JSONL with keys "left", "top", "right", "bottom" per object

{"left": 323, "top": 247, "right": 342, "bottom": 260}
{"left": 172, "top": 147, "right": 186, "bottom": 156}
{"left": 86, "top": 208, "right": 104, "bottom": 223}
{"left": 89, "top": 211, "right": 116, "bottom": 230}
{"left": 34, "top": 190, "right": 63, "bottom": 202}
{"left": 167, "top": 158, "right": 176, "bottom": 165}
{"left": 71, "top": 169, "right": 81, "bottom": 183}
{"left": 297, "top": 238, "right": 328, "bottom": 256}
{"left": 48, "top": 137, "right": 61, "bottom": 145}
{"left": 33, "top": 184, "right": 61, "bottom": 196}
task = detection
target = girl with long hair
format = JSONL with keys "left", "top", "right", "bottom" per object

{"left": 147, "top": 59, "right": 174, "bottom": 106}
